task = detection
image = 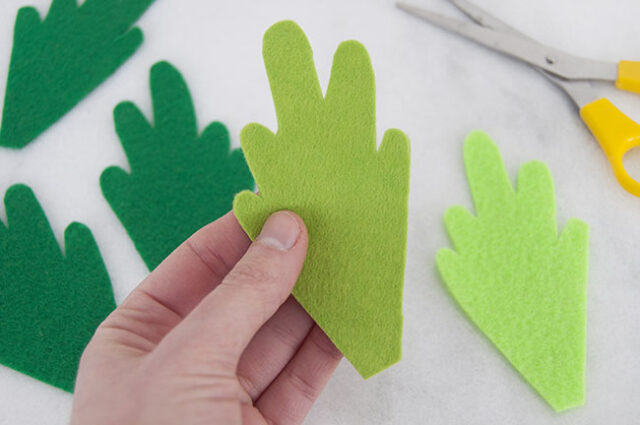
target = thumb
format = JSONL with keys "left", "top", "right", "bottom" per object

{"left": 156, "top": 211, "right": 308, "bottom": 366}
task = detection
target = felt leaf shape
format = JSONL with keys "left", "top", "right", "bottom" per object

{"left": 233, "top": 21, "right": 411, "bottom": 378}
{"left": 436, "top": 131, "right": 589, "bottom": 411}
{"left": 101, "top": 61, "right": 254, "bottom": 270}
{"left": 0, "top": 0, "right": 155, "bottom": 148}
{"left": 0, "top": 184, "right": 116, "bottom": 392}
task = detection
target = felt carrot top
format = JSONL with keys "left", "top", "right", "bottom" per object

{"left": 0, "top": 184, "right": 116, "bottom": 392}
{"left": 101, "top": 61, "right": 254, "bottom": 270}
{"left": 437, "top": 132, "right": 589, "bottom": 411}
{"left": 234, "top": 21, "right": 411, "bottom": 378}
{"left": 0, "top": 0, "right": 155, "bottom": 148}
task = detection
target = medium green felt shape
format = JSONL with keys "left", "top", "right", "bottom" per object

{"left": 0, "top": 184, "right": 116, "bottom": 392}
{"left": 0, "top": 0, "right": 155, "bottom": 148}
{"left": 233, "top": 21, "right": 411, "bottom": 379}
{"left": 436, "top": 132, "right": 589, "bottom": 411}
{"left": 101, "top": 61, "right": 254, "bottom": 270}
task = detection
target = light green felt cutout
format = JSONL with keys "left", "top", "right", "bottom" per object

{"left": 101, "top": 61, "right": 254, "bottom": 270}
{"left": 0, "top": 184, "right": 116, "bottom": 392}
{"left": 233, "top": 21, "right": 410, "bottom": 378}
{"left": 0, "top": 0, "right": 155, "bottom": 149}
{"left": 436, "top": 131, "right": 589, "bottom": 411}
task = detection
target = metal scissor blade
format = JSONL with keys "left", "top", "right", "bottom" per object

{"left": 397, "top": 2, "right": 617, "bottom": 81}
{"left": 445, "top": 0, "right": 599, "bottom": 108}
{"left": 447, "top": 0, "right": 523, "bottom": 35}
{"left": 544, "top": 76, "right": 599, "bottom": 108}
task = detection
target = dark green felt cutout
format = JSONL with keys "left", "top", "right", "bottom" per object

{"left": 233, "top": 21, "right": 410, "bottom": 379}
{"left": 0, "top": 184, "right": 116, "bottom": 392}
{"left": 101, "top": 61, "right": 254, "bottom": 270}
{"left": 0, "top": 0, "right": 155, "bottom": 148}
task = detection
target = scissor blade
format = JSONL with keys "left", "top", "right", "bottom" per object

{"left": 397, "top": 2, "right": 617, "bottom": 81}
{"left": 447, "top": 0, "right": 521, "bottom": 35}
{"left": 445, "top": 0, "right": 598, "bottom": 108}
{"left": 544, "top": 76, "right": 599, "bottom": 108}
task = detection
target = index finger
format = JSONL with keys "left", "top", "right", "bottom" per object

{"left": 126, "top": 211, "right": 251, "bottom": 319}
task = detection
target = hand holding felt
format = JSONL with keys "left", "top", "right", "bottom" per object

{"left": 436, "top": 132, "right": 589, "bottom": 411}
{"left": 101, "top": 61, "right": 254, "bottom": 270}
{"left": 71, "top": 211, "right": 342, "bottom": 424}
{"left": 233, "top": 21, "right": 411, "bottom": 378}
{"left": 0, "top": 0, "right": 155, "bottom": 148}
{"left": 0, "top": 184, "right": 116, "bottom": 392}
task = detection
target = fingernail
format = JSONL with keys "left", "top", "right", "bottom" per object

{"left": 256, "top": 211, "right": 300, "bottom": 251}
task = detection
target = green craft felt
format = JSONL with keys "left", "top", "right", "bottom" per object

{"left": 0, "top": 0, "right": 155, "bottom": 149}
{"left": 436, "top": 132, "right": 589, "bottom": 411}
{"left": 0, "top": 184, "right": 116, "bottom": 392}
{"left": 233, "top": 21, "right": 410, "bottom": 379}
{"left": 101, "top": 61, "right": 254, "bottom": 270}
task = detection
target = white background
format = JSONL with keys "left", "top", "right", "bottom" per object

{"left": 1, "top": 0, "right": 640, "bottom": 423}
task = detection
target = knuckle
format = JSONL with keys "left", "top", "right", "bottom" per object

{"left": 168, "top": 365, "right": 248, "bottom": 405}
{"left": 229, "top": 260, "right": 276, "bottom": 286}
{"left": 268, "top": 321, "right": 302, "bottom": 351}
{"left": 236, "top": 372, "right": 260, "bottom": 400}
{"left": 184, "top": 237, "right": 231, "bottom": 281}
{"left": 309, "top": 328, "right": 343, "bottom": 361}
{"left": 283, "top": 367, "right": 320, "bottom": 403}
{"left": 170, "top": 341, "right": 239, "bottom": 376}
{"left": 223, "top": 250, "right": 285, "bottom": 301}
{"left": 218, "top": 254, "right": 284, "bottom": 324}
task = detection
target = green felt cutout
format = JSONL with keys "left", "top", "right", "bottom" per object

{"left": 0, "top": 184, "right": 116, "bottom": 392}
{"left": 436, "top": 132, "right": 589, "bottom": 411}
{"left": 233, "top": 21, "right": 410, "bottom": 378}
{"left": 101, "top": 61, "right": 254, "bottom": 270}
{"left": 0, "top": 0, "right": 155, "bottom": 148}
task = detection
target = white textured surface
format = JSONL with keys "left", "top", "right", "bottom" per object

{"left": 1, "top": 0, "right": 640, "bottom": 423}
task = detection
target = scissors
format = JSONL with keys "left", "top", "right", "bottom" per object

{"left": 397, "top": 0, "right": 640, "bottom": 197}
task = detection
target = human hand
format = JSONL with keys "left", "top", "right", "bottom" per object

{"left": 71, "top": 211, "right": 342, "bottom": 425}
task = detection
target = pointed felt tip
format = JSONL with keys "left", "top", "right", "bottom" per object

{"left": 200, "top": 121, "right": 230, "bottom": 143}
{"left": 0, "top": 127, "right": 27, "bottom": 150}
{"left": 263, "top": 20, "right": 310, "bottom": 57}
{"left": 149, "top": 60, "right": 190, "bottom": 101}
{"left": 4, "top": 183, "right": 34, "bottom": 204}
{"left": 334, "top": 39, "right": 369, "bottom": 59}
{"left": 150, "top": 60, "right": 178, "bottom": 77}
{"left": 64, "top": 221, "right": 91, "bottom": 241}
{"left": 264, "top": 20, "right": 304, "bottom": 40}
{"left": 358, "top": 352, "right": 403, "bottom": 380}
{"left": 463, "top": 130, "right": 493, "bottom": 151}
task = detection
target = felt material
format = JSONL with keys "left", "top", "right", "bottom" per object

{"left": 101, "top": 61, "right": 254, "bottom": 270}
{"left": 436, "top": 132, "right": 589, "bottom": 412}
{"left": 233, "top": 21, "right": 410, "bottom": 379}
{"left": 0, "top": 184, "right": 116, "bottom": 392}
{"left": 0, "top": 0, "right": 155, "bottom": 149}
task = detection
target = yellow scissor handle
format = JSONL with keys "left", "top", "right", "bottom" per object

{"left": 580, "top": 98, "right": 640, "bottom": 197}
{"left": 616, "top": 60, "right": 640, "bottom": 94}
